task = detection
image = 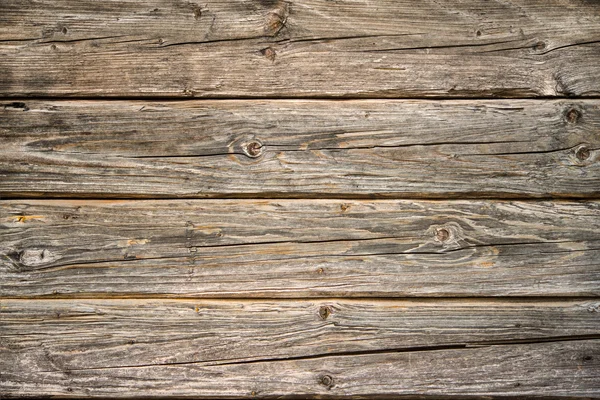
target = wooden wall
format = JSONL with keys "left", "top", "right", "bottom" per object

{"left": 1, "top": 1, "right": 599, "bottom": 398}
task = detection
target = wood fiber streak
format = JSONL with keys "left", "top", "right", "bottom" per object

{"left": 2, "top": 199, "right": 599, "bottom": 297}
{"left": 2, "top": 100, "right": 599, "bottom": 198}
{"left": 0, "top": 0, "right": 599, "bottom": 97}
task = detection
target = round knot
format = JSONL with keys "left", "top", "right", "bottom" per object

{"left": 575, "top": 145, "right": 591, "bottom": 162}
{"left": 565, "top": 107, "right": 581, "bottom": 124}
{"left": 319, "top": 374, "right": 334, "bottom": 388}
{"left": 533, "top": 41, "right": 546, "bottom": 51}
{"left": 244, "top": 140, "right": 264, "bottom": 158}
{"left": 319, "top": 305, "right": 331, "bottom": 320}
{"left": 435, "top": 228, "right": 450, "bottom": 242}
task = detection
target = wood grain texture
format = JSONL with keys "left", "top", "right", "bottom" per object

{"left": 2, "top": 298, "right": 599, "bottom": 369}
{"left": 1, "top": 299, "right": 599, "bottom": 398}
{"left": 1, "top": 0, "right": 599, "bottom": 98}
{"left": 2, "top": 99, "right": 600, "bottom": 198}
{"left": 1, "top": 321, "right": 598, "bottom": 398}
{"left": 2, "top": 199, "right": 599, "bottom": 298}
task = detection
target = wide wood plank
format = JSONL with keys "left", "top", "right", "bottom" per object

{"left": 1, "top": 304, "right": 598, "bottom": 399}
{"left": 2, "top": 299, "right": 598, "bottom": 370}
{"left": 2, "top": 199, "right": 599, "bottom": 297}
{"left": 1, "top": 299, "right": 599, "bottom": 398}
{"left": 2, "top": 99, "right": 599, "bottom": 198}
{"left": 1, "top": 0, "right": 599, "bottom": 97}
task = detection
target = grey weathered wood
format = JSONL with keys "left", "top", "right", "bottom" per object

{"left": 0, "top": 0, "right": 599, "bottom": 98}
{"left": 2, "top": 299, "right": 598, "bottom": 370}
{"left": 2, "top": 99, "right": 599, "bottom": 198}
{"left": 2, "top": 199, "right": 599, "bottom": 297}
{"left": 1, "top": 304, "right": 598, "bottom": 399}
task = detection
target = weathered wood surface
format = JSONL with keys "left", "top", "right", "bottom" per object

{"left": 2, "top": 299, "right": 599, "bottom": 369}
{"left": 2, "top": 99, "right": 599, "bottom": 198}
{"left": 1, "top": 299, "right": 599, "bottom": 398}
{"left": 1, "top": 0, "right": 599, "bottom": 98}
{"left": 2, "top": 199, "right": 599, "bottom": 298}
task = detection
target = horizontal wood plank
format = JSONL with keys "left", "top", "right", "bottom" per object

{"left": 1, "top": 0, "right": 599, "bottom": 97}
{"left": 2, "top": 298, "right": 599, "bottom": 368}
{"left": 2, "top": 99, "right": 600, "bottom": 198}
{"left": 2, "top": 199, "right": 599, "bottom": 297}
{"left": 1, "top": 299, "right": 599, "bottom": 398}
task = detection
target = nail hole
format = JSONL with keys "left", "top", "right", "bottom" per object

{"left": 476, "top": 30, "right": 482, "bottom": 37}
{"left": 583, "top": 355, "right": 593, "bottom": 361}
{"left": 61, "top": 27, "right": 68, "bottom": 34}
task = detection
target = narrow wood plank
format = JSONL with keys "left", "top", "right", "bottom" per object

{"left": 1, "top": 0, "right": 599, "bottom": 97}
{"left": 1, "top": 298, "right": 598, "bottom": 399}
{"left": 2, "top": 199, "right": 599, "bottom": 297}
{"left": 2, "top": 100, "right": 599, "bottom": 198}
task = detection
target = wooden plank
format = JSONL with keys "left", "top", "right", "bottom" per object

{"left": 2, "top": 299, "right": 598, "bottom": 369}
{"left": 2, "top": 99, "right": 599, "bottom": 198}
{"left": 0, "top": 0, "right": 599, "bottom": 98}
{"left": 1, "top": 297, "right": 598, "bottom": 399}
{"left": 2, "top": 199, "right": 599, "bottom": 298}
{"left": 1, "top": 299, "right": 598, "bottom": 398}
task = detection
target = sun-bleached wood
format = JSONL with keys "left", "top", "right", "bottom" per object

{"left": 2, "top": 298, "right": 599, "bottom": 369}
{"left": 2, "top": 199, "right": 599, "bottom": 298}
{"left": 2, "top": 99, "right": 599, "bottom": 198}
{"left": 1, "top": 0, "right": 599, "bottom": 98}
{"left": 1, "top": 299, "right": 598, "bottom": 399}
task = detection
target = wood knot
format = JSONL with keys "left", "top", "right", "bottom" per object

{"left": 319, "top": 305, "right": 331, "bottom": 320}
{"left": 533, "top": 41, "right": 546, "bottom": 51}
{"left": 427, "top": 222, "right": 465, "bottom": 250}
{"left": 19, "top": 248, "right": 55, "bottom": 268}
{"left": 319, "top": 374, "right": 334, "bottom": 388}
{"left": 264, "top": 1, "right": 289, "bottom": 36}
{"left": 435, "top": 228, "right": 450, "bottom": 242}
{"left": 260, "top": 47, "right": 276, "bottom": 62}
{"left": 575, "top": 145, "right": 592, "bottom": 162}
{"left": 192, "top": 5, "right": 202, "bottom": 19}
{"left": 565, "top": 107, "right": 581, "bottom": 124}
{"left": 243, "top": 140, "right": 264, "bottom": 158}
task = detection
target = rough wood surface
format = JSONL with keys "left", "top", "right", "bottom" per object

{"left": 1, "top": 299, "right": 599, "bottom": 398}
{"left": 2, "top": 199, "right": 599, "bottom": 298}
{"left": 1, "top": 0, "right": 599, "bottom": 98}
{"left": 2, "top": 298, "right": 599, "bottom": 369}
{"left": 2, "top": 99, "right": 599, "bottom": 198}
